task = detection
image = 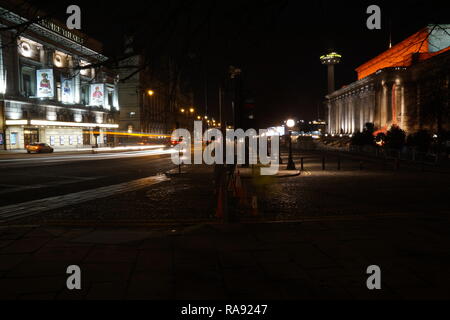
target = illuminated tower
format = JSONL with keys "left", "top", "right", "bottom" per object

{"left": 320, "top": 51, "right": 342, "bottom": 94}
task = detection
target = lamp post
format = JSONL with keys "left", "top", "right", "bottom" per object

{"left": 286, "top": 119, "right": 296, "bottom": 170}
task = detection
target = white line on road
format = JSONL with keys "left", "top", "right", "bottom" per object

{"left": 0, "top": 174, "right": 170, "bottom": 221}
{"left": 0, "top": 149, "right": 176, "bottom": 165}
{"left": 0, "top": 176, "right": 102, "bottom": 195}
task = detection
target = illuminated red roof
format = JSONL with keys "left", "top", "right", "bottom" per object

{"left": 356, "top": 26, "right": 450, "bottom": 80}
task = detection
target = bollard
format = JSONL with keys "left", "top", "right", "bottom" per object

{"left": 421, "top": 161, "right": 425, "bottom": 172}
{"left": 359, "top": 161, "right": 363, "bottom": 171}
{"left": 395, "top": 158, "right": 400, "bottom": 170}
{"left": 337, "top": 157, "right": 341, "bottom": 171}
{"left": 322, "top": 156, "right": 326, "bottom": 171}
{"left": 301, "top": 157, "right": 304, "bottom": 171}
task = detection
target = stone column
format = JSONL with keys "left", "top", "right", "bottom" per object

{"left": 385, "top": 81, "right": 393, "bottom": 127}
{"left": 328, "top": 102, "right": 333, "bottom": 134}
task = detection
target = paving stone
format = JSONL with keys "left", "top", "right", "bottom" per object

{"left": 71, "top": 230, "right": 153, "bottom": 245}
{"left": 0, "top": 254, "right": 29, "bottom": 271}
{"left": 0, "top": 239, "right": 13, "bottom": 249}
{"left": 83, "top": 245, "right": 138, "bottom": 263}
{"left": 253, "top": 249, "right": 295, "bottom": 264}
{"left": 32, "top": 245, "right": 91, "bottom": 263}
{"left": 219, "top": 251, "right": 259, "bottom": 269}
{"left": 173, "top": 251, "right": 219, "bottom": 269}
{"left": 261, "top": 263, "right": 309, "bottom": 281}
{"left": 6, "top": 260, "right": 70, "bottom": 278}
{"left": 0, "top": 228, "right": 34, "bottom": 240}
{"left": 138, "top": 237, "right": 173, "bottom": 250}
{"left": 87, "top": 282, "right": 126, "bottom": 300}
{"left": 0, "top": 237, "right": 50, "bottom": 254}
{"left": 289, "top": 244, "right": 337, "bottom": 269}
{"left": 78, "top": 262, "right": 133, "bottom": 283}
{"left": 174, "top": 279, "right": 227, "bottom": 300}
{"left": 134, "top": 250, "right": 172, "bottom": 272}
{"left": 0, "top": 276, "right": 66, "bottom": 296}
{"left": 127, "top": 272, "right": 173, "bottom": 300}
{"left": 18, "top": 292, "right": 58, "bottom": 300}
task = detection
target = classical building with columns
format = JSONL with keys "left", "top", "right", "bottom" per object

{"left": 326, "top": 25, "right": 450, "bottom": 135}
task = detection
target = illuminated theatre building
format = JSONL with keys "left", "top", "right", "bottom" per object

{"left": 0, "top": 5, "right": 120, "bottom": 150}
{"left": 326, "top": 25, "right": 450, "bottom": 135}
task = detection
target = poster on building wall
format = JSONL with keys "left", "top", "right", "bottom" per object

{"left": 10, "top": 132, "right": 18, "bottom": 145}
{"left": 61, "top": 76, "right": 75, "bottom": 104}
{"left": 36, "top": 69, "right": 54, "bottom": 98}
{"left": 90, "top": 84, "right": 104, "bottom": 106}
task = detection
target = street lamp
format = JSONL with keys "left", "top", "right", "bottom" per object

{"left": 286, "top": 119, "right": 296, "bottom": 170}
{"left": 147, "top": 90, "right": 155, "bottom": 96}
{"left": 189, "top": 108, "right": 195, "bottom": 113}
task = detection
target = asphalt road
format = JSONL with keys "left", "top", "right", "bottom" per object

{"left": 0, "top": 150, "right": 178, "bottom": 208}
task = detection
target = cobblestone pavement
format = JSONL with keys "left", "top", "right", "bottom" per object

{"left": 1, "top": 215, "right": 449, "bottom": 300}
{"left": 251, "top": 152, "right": 450, "bottom": 220}
{"left": 9, "top": 165, "right": 217, "bottom": 225}
{"left": 0, "top": 175, "right": 169, "bottom": 222}
{"left": 1, "top": 153, "right": 449, "bottom": 299}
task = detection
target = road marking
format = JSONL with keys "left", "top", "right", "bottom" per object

{"left": 0, "top": 149, "right": 174, "bottom": 163}
{"left": 0, "top": 176, "right": 102, "bottom": 195}
{"left": 0, "top": 174, "right": 169, "bottom": 221}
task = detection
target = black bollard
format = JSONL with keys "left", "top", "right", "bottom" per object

{"left": 337, "top": 157, "right": 341, "bottom": 171}
{"left": 301, "top": 157, "right": 304, "bottom": 171}
{"left": 322, "top": 156, "right": 326, "bottom": 171}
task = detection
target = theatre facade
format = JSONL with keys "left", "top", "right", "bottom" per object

{"left": 0, "top": 3, "right": 120, "bottom": 150}
{"left": 326, "top": 25, "right": 450, "bottom": 136}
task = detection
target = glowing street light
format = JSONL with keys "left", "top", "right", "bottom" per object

{"left": 180, "top": 108, "right": 185, "bottom": 113}
{"left": 189, "top": 108, "right": 195, "bottom": 113}
{"left": 286, "top": 119, "right": 296, "bottom": 128}
{"left": 147, "top": 90, "right": 155, "bottom": 96}
{"left": 286, "top": 119, "right": 297, "bottom": 171}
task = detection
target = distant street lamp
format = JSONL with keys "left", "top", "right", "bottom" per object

{"left": 147, "top": 90, "right": 155, "bottom": 96}
{"left": 286, "top": 119, "right": 297, "bottom": 170}
{"left": 189, "top": 108, "right": 195, "bottom": 113}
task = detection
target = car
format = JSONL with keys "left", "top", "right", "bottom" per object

{"left": 26, "top": 143, "right": 54, "bottom": 154}
{"left": 168, "top": 137, "right": 184, "bottom": 148}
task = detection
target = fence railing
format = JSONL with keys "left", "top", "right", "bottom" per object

{"left": 314, "top": 142, "right": 450, "bottom": 165}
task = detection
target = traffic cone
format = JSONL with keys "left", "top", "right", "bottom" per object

{"left": 239, "top": 185, "right": 248, "bottom": 205}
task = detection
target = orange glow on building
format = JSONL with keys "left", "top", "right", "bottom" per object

{"left": 355, "top": 27, "right": 450, "bottom": 80}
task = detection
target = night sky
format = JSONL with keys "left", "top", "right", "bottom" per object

{"left": 36, "top": 0, "right": 450, "bottom": 128}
